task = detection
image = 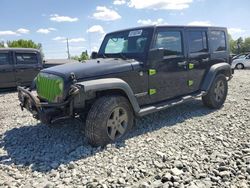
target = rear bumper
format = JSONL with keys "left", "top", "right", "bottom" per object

{"left": 17, "top": 86, "right": 74, "bottom": 124}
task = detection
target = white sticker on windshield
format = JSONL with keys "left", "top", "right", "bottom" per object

{"left": 129, "top": 30, "right": 143, "bottom": 37}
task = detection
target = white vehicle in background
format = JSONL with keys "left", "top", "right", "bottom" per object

{"left": 231, "top": 53, "right": 250, "bottom": 69}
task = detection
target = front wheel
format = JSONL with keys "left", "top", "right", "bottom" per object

{"left": 202, "top": 74, "right": 228, "bottom": 109}
{"left": 85, "top": 95, "right": 134, "bottom": 147}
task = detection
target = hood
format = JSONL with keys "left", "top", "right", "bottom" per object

{"left": 41, "top": 58, "right": 139, "bottom": 81}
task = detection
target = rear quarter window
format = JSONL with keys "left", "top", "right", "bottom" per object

{"left": 210, "top": 30, "right": 226, "bottom": 52}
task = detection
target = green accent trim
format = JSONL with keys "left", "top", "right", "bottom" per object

{"left": 189, "top": 63, "right": 194, "bottom": 70}
{"left": 188, "top": 80, "right": 194, "bottom": 87}
{"left": 36, "top": 73, "right": 64, "bottom": 102}
{"left": 149, "top": 89, "right": 157, "bottom": 95}
{"left": 149, "top": 69, "right": 157, "bottom": 76}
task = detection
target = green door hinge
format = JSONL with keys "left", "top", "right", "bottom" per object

{"left": 189, "top": 63, "right": 194, "bottom": 70}
{"left": 149, "top": 89, "right": 157, "bottom": 95}
{"left": 188, "top": 80, "right": 194, "bottom": 87}
{"left": 149, "top": 69, "right": 157, "bottom": 75}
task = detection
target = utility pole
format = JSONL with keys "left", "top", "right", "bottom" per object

{"left": 66, "top": 38, "right": 70, "bottom": 59}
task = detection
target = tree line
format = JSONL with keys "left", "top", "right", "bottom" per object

{"left": 229, "top": 35, "right": 250, "bottom": 54}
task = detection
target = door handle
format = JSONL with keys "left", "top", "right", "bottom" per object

{"left": 178, "top": 61, "right": 188, "bottom": 66}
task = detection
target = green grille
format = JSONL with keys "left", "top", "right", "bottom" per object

{"left": 36, "top": 73, "right": 64, "bottom": 102}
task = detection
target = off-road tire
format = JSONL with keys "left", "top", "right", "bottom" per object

{"left": 202, "top": 74, "right": 228, "bottom": 109}
{"left": 85, "top": 95, "right": 134, "bottom": 147}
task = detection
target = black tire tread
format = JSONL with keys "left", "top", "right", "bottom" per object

{"left": 85, "top": 95, "right": 133, "bottom": 147}
{"left": 202, "top": 74, "right": 228, "bottom": 109}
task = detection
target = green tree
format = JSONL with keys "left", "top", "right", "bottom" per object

{"left": 80, "top": 50, "right": 89, "bottom": 61}
{"left": 228, "top": 34, "right": 238, "bottom": 54}
{"left": 7, "top": 39, "right": 44, "bottom": 58}
{"left": 236, "top": 37, "right": 244, "bottom": 54}
{"left": 71, "top": 50, "right": 89, "bottom": 62}
{"left": 0, "top": 41, "right": 4, "bottom": 48}
{"left": 242, "top": 37, "right": 250, "bottom": 52}
{"left": 71, "top": 55, "right": 80, "bottom": 61}
{"left": 7, "top": 39, "right": 42, "bottom": 50}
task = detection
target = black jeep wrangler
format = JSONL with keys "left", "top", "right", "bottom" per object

{"left": 18, "top": 26, "right": 233, "bottom": 146}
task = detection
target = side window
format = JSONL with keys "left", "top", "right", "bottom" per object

{"left": 188, "top": 31, "right": 208, "bottom": 53}
{"left": 154, "top": 31, "right": 183, "bottom": 56}
{"left": 16, "top": 53, "right": 38, "bottom": 64}
{"left": 210, "top": 31, "right": 226, "bottom": 52}
{"left": 0, "top": 53, "right": 10, "bottom": 65}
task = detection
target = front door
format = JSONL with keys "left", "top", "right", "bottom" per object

{"left": 14, "top": 52, "right": 41, "bottom": 86}
{"left": 148, "top": 28, "right": 189, "bottom": 103}
{"left": 0, "top": 52, "right": 16, "bottom": 88}
{"left": 185, "top": 29, "right": 210, "bottom": 93}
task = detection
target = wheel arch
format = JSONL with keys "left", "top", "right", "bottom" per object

{"left": 76, "top": 78, "right": 141, "bottom": 115}
{"left": 201, "top": 62, "right": 232, "bottom": 92}
{"left": 236, "top": 62, "right": 245, "bottom": 69}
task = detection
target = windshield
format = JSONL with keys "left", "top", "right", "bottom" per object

{"left": 233, "top": 54, "right": 247, "bottom": 60}
{"left": 99, "top": 28, "right": 153, "bottom": 59}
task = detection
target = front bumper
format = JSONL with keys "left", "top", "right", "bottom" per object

{"left": 17, "top": 86, "right": 78, "bottom": 124}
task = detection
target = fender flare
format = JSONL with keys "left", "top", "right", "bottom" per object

{"left": 201, "top": 62, "right": 232, "bottom": 92}
{"left": 76, "top": 78, "right": 141, "bottom": 114}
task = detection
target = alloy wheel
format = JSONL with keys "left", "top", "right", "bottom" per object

{"left": 236, "top": 64, "right": 244, "bottom": 69}
{"left": 214, "top": 80, "right": 225, "bottom": 102}
{"left": 107, "top": 107, "right": 128, "bottom": 140}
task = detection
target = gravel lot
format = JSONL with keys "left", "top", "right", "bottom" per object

{"left": 0, "top": 70, "right": 250, "bottom": 188}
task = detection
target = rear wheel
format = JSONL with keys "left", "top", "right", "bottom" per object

{"left": 236, "top": 63, "right": 244, "bottom": 69}
{"left": 202, "top": 74, "right": 228, "bottom": 109}
{"left": 85, "top": 95, "right": 134, "bottom": 147}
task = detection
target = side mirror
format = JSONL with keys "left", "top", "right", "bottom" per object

{"left": 91, "top": 51, "right": 98, "bottom": 59}
{"left": 148, "top": 48, "right": 165, "bottom": 66}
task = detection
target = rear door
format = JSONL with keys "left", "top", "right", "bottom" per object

{"left": 0, "top": 51, "right": 16, "bottom": 88}
{"left": 14, "top": 51, "right": 42, "bottom": 86}
{"left": 186, "top": 29, "right": 210, "bottom": 93}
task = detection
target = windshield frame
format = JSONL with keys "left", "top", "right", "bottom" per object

{"left": 98, "top": 28, "right": 154, "bottom": 61}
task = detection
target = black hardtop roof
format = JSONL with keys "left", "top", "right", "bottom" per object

{"left": 0, "top": 48, "right": 40, "bottom": 52}
{"left": 107, "top": 25, "right": 227, "bottom": 35}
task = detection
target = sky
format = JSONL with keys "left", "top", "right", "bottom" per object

{"left": 0, "top": 0, "right": 249, "bottom": 59}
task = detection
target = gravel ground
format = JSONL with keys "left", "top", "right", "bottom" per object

{"left": 0, "top": 70, "right": 250, "bottom": 188}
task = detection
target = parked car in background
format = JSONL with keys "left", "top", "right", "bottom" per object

{"left": 0, "top": 48, "right": 70, "bottom": 89}
{"left": 232, "top": 53, "right": 249, "bottom": 60}
{"left": 231, "top": 53, "right": 250, "bottom": 69}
